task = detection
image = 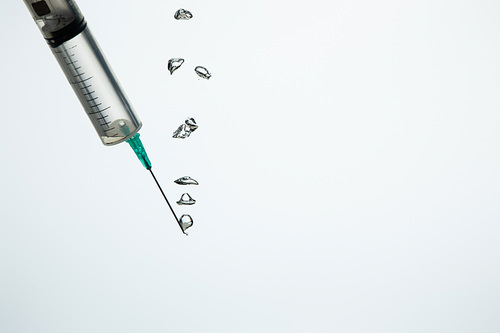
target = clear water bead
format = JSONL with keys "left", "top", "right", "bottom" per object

{"left": 177, "top": 193, "right": 196, "bottom": 205}
{"left": 174, "top": 176, "right": 199, "bottom": 185}
{"left": 172, "top": 123, "right": 191, "bottom": 139}
{"left": 168, "top": 58, "right": 184, "bottom": 75}
{"left": 173, "top": 118, "right": 198, "bottom": 138}
{"left": 174, "top": 9, "right": 193, "bottom": 20}
{"left": 185, "top": 117, "right": 198, "bottom": 131}
{"left": 194, "top": 66, "right": 211, "bottom": 80}
{"left": 179, "top": 214, "right": 194, "bottom": 234}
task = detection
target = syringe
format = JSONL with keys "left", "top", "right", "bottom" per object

{"left": 23, "top": 0, "right": 188, "bottom": 234}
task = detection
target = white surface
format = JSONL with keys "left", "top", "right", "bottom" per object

{"left": 1, "top": 0, "right": 500, "bottom": 332}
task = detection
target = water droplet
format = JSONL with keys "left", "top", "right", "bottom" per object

{"left": 172, "top": 123, "right": 191, "bottom": 139}
{"left": 168, "top": 58, "right": 185, "bottom": 75}
{"left": 174, "top": 8, "right": 193, "bottom": 20}
{"left": 179, "top": 214, "right": 194, "bottom": 234}
{"left": 174, "top": 176, "right": 199, "bottom": 185}
{"left": 185, "top": 117, "right": 198, "bottom": 132}
{"left": 173, "top": 118, "right": 198, "bottom": 138}
{"left": 177, "top": 193, "right": 196, "bottom": 205}
{"left": 194, "top": 66, "right": 211, "bottom": 80}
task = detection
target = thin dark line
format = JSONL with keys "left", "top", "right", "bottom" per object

{"left": 149, "top": 169, "right": 186, "bottom": 234}
{"left": 88, "top": 105, "right": 109, "bottom": 114}
{"left": 75, "top": 76, "right": 93, "bottom": 83}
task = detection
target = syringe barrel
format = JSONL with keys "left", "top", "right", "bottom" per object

{"left": 24, "top": 0, "right": 142, "bottom": 145}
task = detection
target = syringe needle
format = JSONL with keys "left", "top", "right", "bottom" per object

{"left": 126, "top": 134, "right": 185, "bottom": 234}
{"left": 149, "top": 168, "right": 187, "bottom": 235}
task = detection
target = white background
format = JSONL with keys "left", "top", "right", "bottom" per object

{"left": 1, "top": 0, "right": 500, "bottom": 332}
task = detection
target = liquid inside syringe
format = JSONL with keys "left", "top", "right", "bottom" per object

{"left": 51, "top": 27, "right": 141, "bottom": 145}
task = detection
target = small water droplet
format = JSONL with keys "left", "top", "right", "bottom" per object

{"left": 173, "top": 118, "right": 198, "bottom": 138}
{"left": 177, "top": 193, "right": 196, "bottom": 205}
{"left": 179, "top": 214, "right": 194, "bottom": 233}
{"left": 194, "top": 66, "right": 211, "bottom": 80}
{"left": 174, "top": 176, "right": 199, "bottom": 185}
{"left": 168, "top": 58, "right": 185, "bottom": 75}
{"left": 172, "top": 123, "right": 191, "bottom": 139}
{"left": 174, "top": 8, "right": 193, "bottom": 20}
{"left": 185, "top": 117, "right": 198, "bottom": 132}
